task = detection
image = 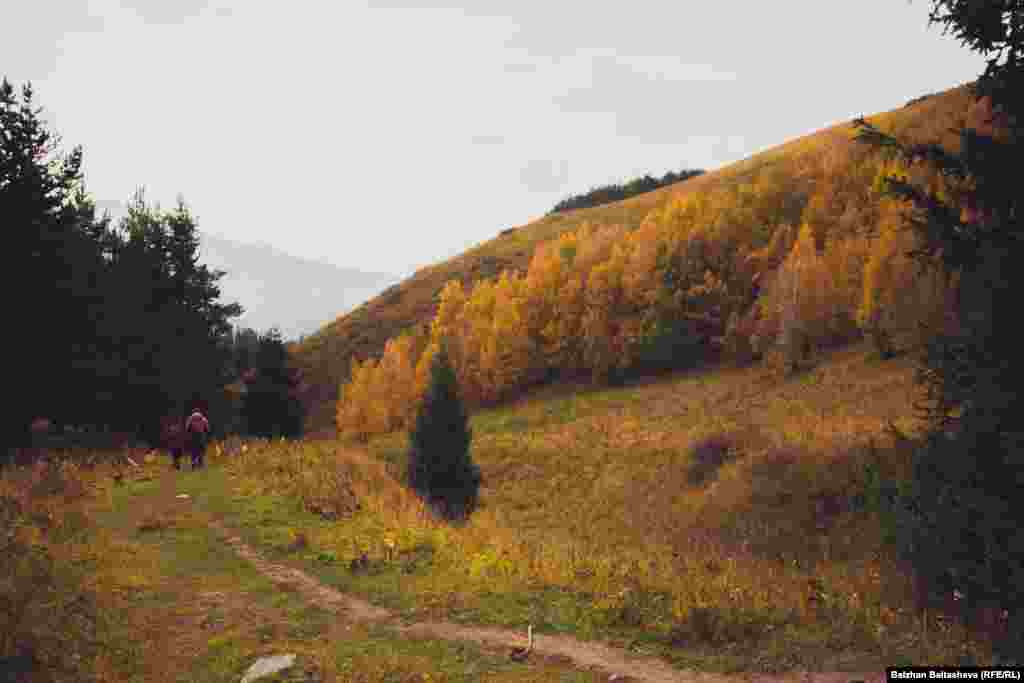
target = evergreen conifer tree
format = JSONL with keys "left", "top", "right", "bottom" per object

{"left": 241, "top": 329, "right": 305, "bottom": 439}
{"left": 407, "top": 344, "right": 480, "bottom": 522}
{"left": 1, "top": 77, "right": 242, "bottom": 456}
{"left": 855, "top": 0, "right": 1024, "bottom": 661}
{"left": 1, "top": 78, "right": 106, "bottom": 454}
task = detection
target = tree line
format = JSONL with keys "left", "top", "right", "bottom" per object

{"left": 335, "top": 145, "right": 950, "bottom": 439}
{"left": 2, "top": 77, "right": 303, "bottom": 461}
{"left": 547, "top": 168, "right": 705, "bottom": 215}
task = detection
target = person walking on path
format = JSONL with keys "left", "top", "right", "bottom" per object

{"left": 185, "top": 407, "right": 211, "bottom": 469}
{"left": 161, "top": 414, "right": 187, "bottom": 470}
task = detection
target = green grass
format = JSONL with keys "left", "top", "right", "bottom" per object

{"left": 71, "top": 461, "right": 599, "bottom": 682}
{"left": 215, "top": 341, "right": 1009, "bottom": 671}
{"left": 189, "top": 455, "right": 691, "bottom": 652}
{"left": 92, "top": 475, "right": 310, "bottom": 681}
{"left": 129, "top": 462, "right": 641, "bottom": 672}
{"left": 325, "top": 622, "right": 600, "bottom": 682}
{"left": 45, "top": 342, "right": 998, "bottom": 678}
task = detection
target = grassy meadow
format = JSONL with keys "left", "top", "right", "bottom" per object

{"left": 176, "top": 341, "right": 1000, "bottom": 672}
{"left": 2, "top": 344, "right": 1007, "bottom": 680}
{"left": 0, "top": 449, "right": 602, "bottom": 681}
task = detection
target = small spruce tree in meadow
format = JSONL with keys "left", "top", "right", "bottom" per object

{"left": 407, "top": 344, "right": 480, "bottom": 522}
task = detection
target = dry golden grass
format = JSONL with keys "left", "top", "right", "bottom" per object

{"left": 2, "top": 451, "right": 605, "bottom": 682}
{"left": 0, "top": 457, "right": 156, "bottom": 681}
{"left": 231, "top": 340, "right": 1001, "bottom": 668}
{"left": 0, "top": 347, "right": 957, "bottom": 677}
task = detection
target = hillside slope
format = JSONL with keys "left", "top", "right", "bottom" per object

{"left": 227, "top": 339, "right": 1006, "bottom": 667}
{"left": 292, "top": 83, "right": 974, "bottom": 433}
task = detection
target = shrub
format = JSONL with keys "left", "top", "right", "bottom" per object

{"left": 668, "top": 606, "right": 777, "bottom": 647}
{"left": 687, "top": 434, "right": 740, "bottom": 485}
{"left": 630, "top": 315, "right": 705, "bottom": 376}
{"left": 406, "top": 345, "right": 481, "bottom": 522}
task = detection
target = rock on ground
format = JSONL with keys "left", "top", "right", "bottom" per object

{"left": 240, "top": 654, "right": 296, "bottom": 683}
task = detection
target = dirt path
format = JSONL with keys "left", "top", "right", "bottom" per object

{"left": 210, "top": 521, "right": 885, "bottom": 683}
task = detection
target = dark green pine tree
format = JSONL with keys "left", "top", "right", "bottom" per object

{"left": 241, "top": 328, "right": 304, "bottom": 439}
{"left": 100, "top": 190, "right": 242, "bottom": 443}
{"left": 407, "top": 344, "right": 480, "bottom": 522}
{"left": 855, "top": 0, "right": 1024, "bottom": 661}
{"left": 1, "top": 78, "right": 110, "bottom": 456}
{"left": 1, "top": 77, "right": 243, "bottom": 456}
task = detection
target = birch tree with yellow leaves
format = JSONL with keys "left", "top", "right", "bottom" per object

{"left": 581, "top": 242, "right": 635, "bottom": 383}
{"left": 336, "top": 357, "right": 378, "bottom": 441}
{"left": 483, "top": 270, "right": 536, "bottom": 401}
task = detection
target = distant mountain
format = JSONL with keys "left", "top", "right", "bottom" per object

{"left": 198, "top": 233, "right": 399, "bottom": 342}
{"left": 93, "top": 200, "right": 399, "bottom": 342}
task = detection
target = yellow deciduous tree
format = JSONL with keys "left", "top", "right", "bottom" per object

{"left": 544, "top": 272, "right": 587, "bottom": 376}
{"left": 753, "top": 219, "right": 873, "bottom": 367}
{"left": 336, "top": 357, "right": 377, "bottom": 442}
{"left": 429, "top": 279, "right": 470, "bottom": 385}
{"left": 522, "top": 237, "right": 567, "bottom": 368}
{"left": 817, "top": 234, "right": 871, "bottom": 346}
{"left": 413, "top": 341, "right": 438, "bottom": 406}
{"left": 483, "top": 270, "right": 535, "bottom": 401}
{"left": 375, "top": 334, "right": 418, "bottom": 431}
{"left": 780, "top": 223, "right": 818, "bottom": 370}
{"left": 528, "top": 231, "right": 588, "bottom": 374}
{"left": 456, "top": 278, "right": 497, "bottom": 405}
{"left": 431, "top": 280, "right": 468, "bottom": 346}
{"left": 582, "top": 243, "right": 631, "bottom": 382}
{"left": 857, "top": 199, "right": 947, "bottom": 358}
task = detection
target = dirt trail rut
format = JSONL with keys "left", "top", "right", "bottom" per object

{"left": 212, "top": 522, "right": 885, "bottom": 683}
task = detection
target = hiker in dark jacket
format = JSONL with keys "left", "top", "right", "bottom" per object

{"left": 185, "top": 407, "right": 211, "bottom": 469}
{"left": 161, "top": 414, "right": 187, "bottom": 470}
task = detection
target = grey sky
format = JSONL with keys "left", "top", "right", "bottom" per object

{"left": 7, "top": 1, "right": 985, "bottom": 278}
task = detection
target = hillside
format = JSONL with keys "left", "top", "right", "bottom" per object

{"left": 292, "top": 83, "right": 975, "bottom": 433}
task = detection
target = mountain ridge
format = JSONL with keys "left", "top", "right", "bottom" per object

{"left": 199, "top": 232, "right": 400, "bottom": 341}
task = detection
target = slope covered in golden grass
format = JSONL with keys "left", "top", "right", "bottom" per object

{"left": 189, "top": 340, "right": 1007, "bottom": 669}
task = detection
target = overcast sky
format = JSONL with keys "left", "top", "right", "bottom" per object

{"left": 6, "top": 1, "right": 985, "bottom": 278}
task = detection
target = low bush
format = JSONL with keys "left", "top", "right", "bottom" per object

{"left": 668, "top": 606, "right": 780, "bottom": 647}
{"left": 687, "top": 434, "right": 742, "bottom": 485}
